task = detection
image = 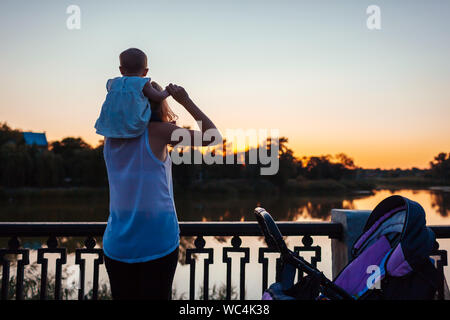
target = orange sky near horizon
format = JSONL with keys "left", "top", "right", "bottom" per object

{"left": 11, "top": 118, "right": 445, "bottom": 170}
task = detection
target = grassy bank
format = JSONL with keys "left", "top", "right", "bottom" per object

{"left": 0, "top": 187, "right": 109, "bottom": 200}
{"left": 284, "top": 179, "right": 375, "bottom": 195}
{"left": 367, "top": 177, "right": 448, "bottom": 189}
{"left": 0, "top": 176, "right": 447, "bottom": 199}
{"left": 186, "top": 178, "right": 376, "bottom": 196}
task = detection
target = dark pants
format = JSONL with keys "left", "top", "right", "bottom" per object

{"left": 104, "top": 247, "right": 179, "bottom": 300}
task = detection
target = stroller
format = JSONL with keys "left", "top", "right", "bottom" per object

{"left": 257, "top": 195, "right": 446, "bottom": 300}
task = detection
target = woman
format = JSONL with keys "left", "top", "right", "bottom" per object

{"left": 102, "top": 83, "right": 221, "bottom": 299}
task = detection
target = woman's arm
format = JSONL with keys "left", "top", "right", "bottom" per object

{"left": 151, "top": 84, "right": 222, "bottom": 147}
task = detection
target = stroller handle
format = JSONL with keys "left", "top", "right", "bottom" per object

{"left": 255, "top": 207, "right": 319, "bottom": 270}
{"left": 254, "top": 207, "right": 290, "bottom": 255}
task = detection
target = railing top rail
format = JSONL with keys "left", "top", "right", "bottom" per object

{"left": 0, "top": 222, "right": 449, "bottom": 239}
{"left": 0, "top": 221, "right": 343, "bottom": 238}
{"left": 429, "top": 225, "right": 450, "bottom": 239}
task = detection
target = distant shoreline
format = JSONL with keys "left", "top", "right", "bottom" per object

{"left": 0, "top": 177, "right": 448, "bottom": 199}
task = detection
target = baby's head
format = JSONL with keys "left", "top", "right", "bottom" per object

{"left": 119, "top": 48, "right": 148, "bottom": 77}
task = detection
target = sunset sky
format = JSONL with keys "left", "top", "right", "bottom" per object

{"left": 0, "top": 0, "right": 449, "bottom": 169}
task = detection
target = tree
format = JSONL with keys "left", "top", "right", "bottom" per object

{"left": 430, "top": 152, "right": 450, "bottom": 181}
{"left": 266, "top": 137, "right": 298, "bottom": 187}
{"left": 335, "top": 153, "right": 356, "bottom": 169}
{"left": 0, "top": 122, "right": 24, "bottom": 146}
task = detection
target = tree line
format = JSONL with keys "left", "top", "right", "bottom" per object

{"left": 0, "top": 122, "right": 448, "bottom": 189}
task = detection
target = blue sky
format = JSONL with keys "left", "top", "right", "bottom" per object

{"left": 0, "top": 0, "right": 449, "bottom": 168}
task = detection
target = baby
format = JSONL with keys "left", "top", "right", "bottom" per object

{"left": 95, "top": 48, "right": 170, "bottom": 138}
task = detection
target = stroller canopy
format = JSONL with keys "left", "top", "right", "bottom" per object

{"left": 334, "top": 195, "right": 437, "bottom": 298}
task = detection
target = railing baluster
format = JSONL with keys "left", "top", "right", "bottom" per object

{"left": 294, "top": 235, "right": 321, "bottom": 281}
{"left": 222, "top": 236, "right": 249, "bottom": 300}
{"left": 186, "top": 250, "right": 196, "bottom": 300}
{"left": 75, "top": 236, "right": 103, "bottom": 300}
{"left": 37, "top": 235, "right": 67, "bottom": 300}
{"left": 0, "top": 236, "right": 30, "bottom": 300}
{"left": 258, "top": 247, "right": 282, "bottom": 293}
{"left": 76, "top": 252, "right": 85, "bottom": 300}
{"left": 1, "top": 252, "right": 10, "bottom": 300}
{"left": 185, "top": 236, "right": 213, "bottom": 300}
{"left": 431, "top": 249, "right": 448, "bottom": 300}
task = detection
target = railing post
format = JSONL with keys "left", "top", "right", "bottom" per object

{"left": 331, "top": 209, "right": 371, "bottom": 279}
{"left": 75, "top": 236, "right": 103, "bottom": 300}
{"left": 37, "top": 236, "right": 66, "bottom": 300}
{"left": 185, "top": 236, "right": 213, "bottom": 300}
{"left": 294, "top": 235, "right": 321, "bottom": 281}
{"left": 222, "top": 236, "right": 249, "bottom": 300}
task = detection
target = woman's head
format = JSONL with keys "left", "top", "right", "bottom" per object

{"left": 149, "top": 82, "right": 178, "bottom": 123}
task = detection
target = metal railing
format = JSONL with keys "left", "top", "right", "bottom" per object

{"left": 0, "top": 221, "right": 341, "bottom": 300}
{"left": 0, "top": 221, "right": 449, "bottom": 300}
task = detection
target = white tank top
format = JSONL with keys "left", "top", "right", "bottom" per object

{"left": 102, "top": 126, "right": 179, "bottom": 263}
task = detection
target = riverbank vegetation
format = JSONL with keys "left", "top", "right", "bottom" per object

{"left": 1, "top": 122, "right": 449, "bottom": 196}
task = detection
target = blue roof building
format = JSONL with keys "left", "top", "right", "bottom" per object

{"left": 23, "top": 132, "right": 48, "bottom": 147}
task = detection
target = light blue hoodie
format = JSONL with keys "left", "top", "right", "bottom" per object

{"left": 95, "top": 76, "right": 151, "bottom": 138}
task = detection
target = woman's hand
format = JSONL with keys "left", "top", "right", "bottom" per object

{"left": 166, "top": 83, "right": 190, "bottom": 106}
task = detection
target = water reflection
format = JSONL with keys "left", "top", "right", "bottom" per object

{"left": 0, "top": 189, "right": 449, "bottom": 223}
{"left": 175, "top": 193, "right": 374, "bottom": 222}
{"left": 431, "top": 191, "right": 450, "bottom": 217}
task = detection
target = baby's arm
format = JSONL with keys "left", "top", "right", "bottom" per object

{"left": 143, "top": 82, "right": 170, "bottom": 102}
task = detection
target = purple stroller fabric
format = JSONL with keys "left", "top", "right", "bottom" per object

{"left": 334, "top": 235, "right": 391, "bottom": 297}
{"left": 386, "top": 244, "right": 413, "bottom": 276}
{"left": 262, "top": 292, "right": 273, "bottom": 300}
